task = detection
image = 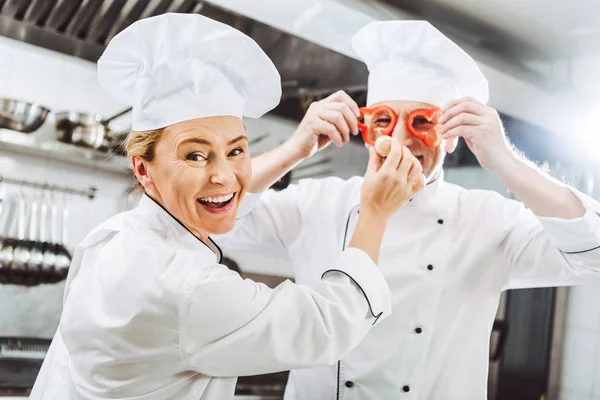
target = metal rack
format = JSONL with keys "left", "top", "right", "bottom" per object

{"left": 0, "top": 176, "right": 97, "bottom": 199}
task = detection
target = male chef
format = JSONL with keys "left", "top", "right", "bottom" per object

{"left": 214, "top": 20, "right": 600, "bottom": 400}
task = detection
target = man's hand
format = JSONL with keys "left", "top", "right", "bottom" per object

{"left": 439, "top": 96, "right": 515, "bottom": 173}
{"left": 361, "top": 139, "right": 425, "bottom": 219}
{"left": 287, "top": 90, "right": 360, "bottom": 159}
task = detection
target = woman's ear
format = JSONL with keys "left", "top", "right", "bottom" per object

{"left": 131, "top": 156, "right": 154, "bottom": 192}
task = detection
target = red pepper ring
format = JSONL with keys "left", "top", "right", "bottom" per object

{"left": 357, "top": 105, "right": 398, "bottom": 145}
{"left": 406, "top": 108, "right": 443, "bottom": 148}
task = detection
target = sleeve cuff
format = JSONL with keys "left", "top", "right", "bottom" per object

{"left": 236, "top": 191, "right": 264, "bottom": 220}
{"left": 321, "top": 248, "right": 392, "bottom": 325}
{"left": 536, "top": 186, "right": 600, "bottom": 253}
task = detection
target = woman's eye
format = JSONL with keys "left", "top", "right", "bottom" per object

{"left": 186, "top": 153, "right": 206, "bottom": 162}
{"left": 229, "top": 148, "right": 244, "bottom": 157}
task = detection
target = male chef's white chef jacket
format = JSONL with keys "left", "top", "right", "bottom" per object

{"left": 29, "top": 194, "right": 392, "bottom": 400}
{"left": 215, "top": 170, "right": 600, "bottom": 400}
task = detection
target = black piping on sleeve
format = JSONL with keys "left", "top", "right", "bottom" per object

{"left": 321, "top": 269, "right": 383, "bottom": 326}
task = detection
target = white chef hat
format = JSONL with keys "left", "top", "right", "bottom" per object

{"left": 97, "top": 13, "right": 282, "bottom": 131}
{"left": 351, "top": 20, "right": 489, "bottom": 108}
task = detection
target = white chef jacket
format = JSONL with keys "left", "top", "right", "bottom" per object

{"left": 215, "top": 170, "right": 600, "bottom": 400}
{"left": 29, "top": 194, "right": 392, "bottom": 400}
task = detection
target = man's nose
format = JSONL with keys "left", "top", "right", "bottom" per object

{"left": 391, "top": 121, "right": 414, "bottom": 147}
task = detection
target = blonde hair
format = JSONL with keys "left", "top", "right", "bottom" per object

{"left": 124, "top": 129, "right": 164, "bottom": 192}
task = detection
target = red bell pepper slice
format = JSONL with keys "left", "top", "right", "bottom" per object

{"left": 406, "top": 108, "right": 442, "bottom": 148}
{"left": 357, "top": 105, "right": 398, "bottom": 145}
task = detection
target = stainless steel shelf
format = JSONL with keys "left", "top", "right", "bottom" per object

{"left": 0, "top": 130, "right": 130, "bottom": 174}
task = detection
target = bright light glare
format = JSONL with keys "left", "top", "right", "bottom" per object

{"left": 580, "top": 104, "right": 600, "bottom": 163}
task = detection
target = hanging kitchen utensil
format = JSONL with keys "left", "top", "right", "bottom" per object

{"left": 26, "top": 189, "right": 44, "bottom": 285}
{"left": 11, "top": 190, "right": 31, "bottom": 285}
{"left": 0, "top": 189, "right": 15, "bottom": 283}
{"left": 0, "top": 98, "right": 50, "bottom": 134}
{"left": 54, "top": 107, "right": 132, "bottom": 152}
{"left": 41, "top": 193, "right": 58, "bottom": 282}
{"left": 38, "top": 191, "right": 54, "bottom": 284}
{"left": 52, "top": 195, "right": 72, "bottom": 282}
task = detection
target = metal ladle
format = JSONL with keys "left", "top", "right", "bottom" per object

{"left": 42, "top": 199, "right": 60, "bottom": 283}
{"left": 53, "top": 197, "right": 71, "bottom": 282}
{"left": 11, "top": 191, "right": 31, "bottom": 285}
{"left": 52, "top": 197, "right": 71, "bottom": 283}
{"left": 0, "top": 192, "right": 15, "bottom": 283}
{"left": 27, "top": 190, "right": 45, "bottom": 285}
{"left": 39, "top": 193, "right": 55, "bottom": 283}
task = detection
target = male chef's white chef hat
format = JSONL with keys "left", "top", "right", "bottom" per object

{"left": 351, "top": 20, "right": 489, "bottom": 108}
{"left": 97, "top": 13, "right": 281, "bottom": 131}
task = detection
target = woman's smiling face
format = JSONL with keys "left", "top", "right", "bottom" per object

{"left": 133, "top": 116, "right": 251, "bottom": 240}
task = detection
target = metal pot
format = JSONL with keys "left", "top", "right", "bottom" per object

{"left": 54, "top": 107, "right": 131, "bottom": 152}
{"left": 0, "top": 98, "right": 50, "bottom": 133}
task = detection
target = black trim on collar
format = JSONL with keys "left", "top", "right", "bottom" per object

{"left": 144, "top": 193, "right": 222, "bottom": 262}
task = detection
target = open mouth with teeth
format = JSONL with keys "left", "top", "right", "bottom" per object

{"left": 197, "top": 192, "right": 236, "bottom": 213}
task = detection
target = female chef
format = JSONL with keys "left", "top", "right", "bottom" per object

{"left": 29, "top": 13, "right": 426, "bottom": 400}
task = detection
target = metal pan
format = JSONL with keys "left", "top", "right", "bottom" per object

{"left": 0, "top": 98, "right": 51, "bottom": 134}
{"left": 54, "top": 107, "right": 131, "bottom": 152}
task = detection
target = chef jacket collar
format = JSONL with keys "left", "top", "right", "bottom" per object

{"left": 137, "top": 193, "right": 222, "bottom": 262}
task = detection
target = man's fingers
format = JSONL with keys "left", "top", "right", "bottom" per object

{"left": 440, "top": 98, "right": 486, "bottom": 123}
{"left": 441, "top": 125, "right": 477, "bottom": 141}
{"left": 412, "top": 174, "right": 426, "bottom": 192}
{"left": 381, "top": 138, "right": 403, "bottom": 171}
{"left": 439, "top": 112, "right": 481, "bottom": 135}
{"left": 366, "top": 145, "right": 382, "bottom": 173}
{"left": 396, "top": 146, "right": 413, "bottom": 178}
{"left": 408, "top": 157, "right": 423, "bottom": 182}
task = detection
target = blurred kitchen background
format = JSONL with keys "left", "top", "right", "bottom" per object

{"left": 0, "top": 0, "right": 598, "bottom": 399}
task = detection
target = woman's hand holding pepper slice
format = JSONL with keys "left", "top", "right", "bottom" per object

{"left": 439, "top": 96, "right": 514, "bottom": 173}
